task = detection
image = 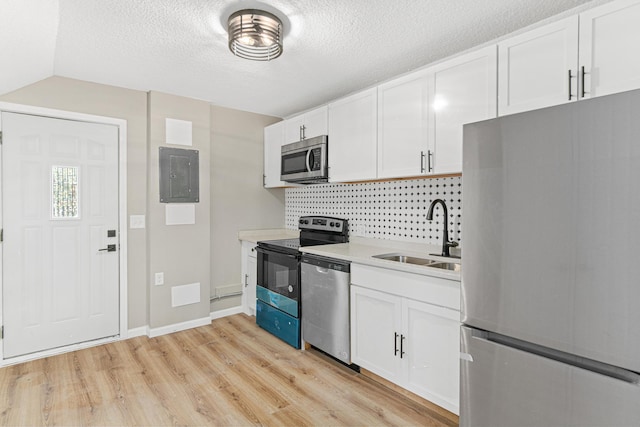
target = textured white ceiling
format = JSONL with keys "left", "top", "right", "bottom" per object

{"left": 2, "top": 0, "right": 612, "bottom": 118}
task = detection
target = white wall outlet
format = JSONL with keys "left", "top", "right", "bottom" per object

{"left": 130, "top": 215, "right": 146, "bottom": 229}
{"left": 154, "top": 272, "right": 164, "bottom": 286}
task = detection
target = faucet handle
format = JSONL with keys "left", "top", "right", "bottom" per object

{"left": 446, "top": 240, "right": 459, "bottom": 248}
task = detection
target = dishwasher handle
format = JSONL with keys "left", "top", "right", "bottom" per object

{"left": 301, "top": 254, "right": 350, "bottom": 273}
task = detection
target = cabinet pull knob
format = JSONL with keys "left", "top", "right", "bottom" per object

{"left": 394, "top": 332, "right": 399, "bottom": 356}
{"left": 400, "top": 334, "right": 406, "bottom": 358}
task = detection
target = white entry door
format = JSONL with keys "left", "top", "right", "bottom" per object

{"left": 1, "top": 112, "right": 120, "bottom": 358}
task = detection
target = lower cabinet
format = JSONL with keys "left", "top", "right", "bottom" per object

{"left": 351, "top": 283, "right": 460, "bottom": 414}
{"left": 240, "top": 240, "right": 257, "bottom": 315}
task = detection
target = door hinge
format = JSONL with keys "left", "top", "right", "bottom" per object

{"left": 0, "top": 131, "right": 3, "bottom": 144}
{"left": 1, "top": 228, "right": 3, "bottom": 242}
{"left": 1, "top": 326, "right": 4, "bottom": 339}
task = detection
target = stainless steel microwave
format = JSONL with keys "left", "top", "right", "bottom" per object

{"left": 280, "top": 135, "right": 328, "bottom": 183}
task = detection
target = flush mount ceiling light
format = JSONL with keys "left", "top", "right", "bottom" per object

{"left": 227, "top": 9, "right": 283, "bottom": 61}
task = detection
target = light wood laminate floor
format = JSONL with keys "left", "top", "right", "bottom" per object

{"left": 0, "top": 314, "right": 458, "bottom": 426}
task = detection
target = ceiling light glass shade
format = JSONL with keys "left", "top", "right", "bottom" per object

{"left": 228, "top": 9, "right": 283, "bottom": 61}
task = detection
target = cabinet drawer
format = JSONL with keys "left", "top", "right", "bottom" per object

{"left": 351, "top": 263, "right": 460, "bottom": 310}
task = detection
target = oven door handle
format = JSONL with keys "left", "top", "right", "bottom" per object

{"left": 256, "top": 246, "right": 300, "bottom": 259}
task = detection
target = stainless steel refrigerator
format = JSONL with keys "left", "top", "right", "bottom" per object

{"left": 461, "top": 89, "right": 640, "bottom": 427}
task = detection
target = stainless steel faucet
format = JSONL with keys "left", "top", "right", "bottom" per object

{"left": 426, "top": 199, "right": 459, "bottom": 257}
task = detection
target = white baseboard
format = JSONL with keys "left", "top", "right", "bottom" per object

{"left": 127, "top": 326, "right": 149, "bottom": 338}
{"left": 148, "top": 316, "right": 211, "bottom": 338}
{"left": 210, "top": 305, "right": 244, "bottom": 320}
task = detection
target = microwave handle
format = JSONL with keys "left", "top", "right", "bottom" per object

{"left": 306, "top": 149, "right": 312, "bottom": 172}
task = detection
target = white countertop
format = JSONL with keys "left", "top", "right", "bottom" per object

{"left": 300, "top": 237, "right": 461, "bottom": 281}
{"left": 237, "top": 228, "right": 299, "bottom": 244}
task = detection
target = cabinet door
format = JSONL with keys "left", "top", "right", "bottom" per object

{"left": 328, "top": 88, "right": 377, "bottom": 182}
{"left": 403, "top": 298, "right": 460, "bottom": 415}
{"left": 263, "top": 121, "right": 286, "bottom": 188}
{"left": 377, "top": 69, "right": 430, "bottom": 179}
{"left": 246, "top": 252, "right": 257, "bottom": 315}
{"left": 428, "top": 46, "right": 497, "bottom": 174}
{"left": 303, "top": 106, "right": 328, "bottom": 139}
{"left": 241, "top": 241, "right": 258, "bottom": 316}
{"left": 579, "top": 0, "right": 640, "bottom": 99}
{"left": 350, "top": 285, "right": 403, "bottom": 383}
{"left": 284, "top": 106, "right": 328, "bottom": 143}
{"left": 498, "top": 16, "right": 579, "bottom": 116}
{"left": 284, "top": 114, "right": 306, "bottom": 144}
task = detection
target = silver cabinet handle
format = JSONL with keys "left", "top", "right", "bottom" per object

{"left": 420, "top": 151, "right": 426, "bottom": 173}
{"left": 427, "top": 150, "right": 433, "bottom": 172}
{"left": 581, "top": 66, "right": 588, "bottom": 98}
{"left": 400, "top": 334, "right": 405, "bottom": 358}
{"left": 244, "top": 274, "right": 249, "bottom": 287}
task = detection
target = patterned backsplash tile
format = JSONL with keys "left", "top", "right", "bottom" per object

{"left": 285, "top": 176, "right": 462, "bottom": 245}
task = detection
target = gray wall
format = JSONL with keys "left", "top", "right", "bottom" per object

{"left": 210, "top": 106, "right": 284, "bottom": 311}
{"left": 1, "top": 76, "right": 286, "bottom": 329}
{"left": 147, "top": 91, "right": 211, "bottom": 328}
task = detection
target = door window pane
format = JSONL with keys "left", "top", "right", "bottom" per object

{"left": 51, "top": 166, "right": 79, "bottom": 218}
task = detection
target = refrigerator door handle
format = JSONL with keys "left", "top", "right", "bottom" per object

{"left": 482, "top": 330, "right": 640, "bottom": 385}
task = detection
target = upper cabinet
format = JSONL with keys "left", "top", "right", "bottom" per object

{"left": 284, "top": 106, "right": 328, "bottom": 144}
{"left": 263, "top": 121, "right": 286, "bottom": 188}
{"left": 377, "top": 69, "right": 430, "bottom": 179}
{"left": 377, "top": 46, "right": 497, "bottom": 179}
{"left": 328, "top": 88, "right": 378, "bottom": 182}
{"left": 428, "top": 46, "right": 497, "bottom": 175}
{"left": 499, "top": 0, "right": 640, "bottom": 115}
{"left": 579, "top": 0, "right": 640, "bottom": 99}
{"left": 498, "top": 17, "right": 579, "bottom": 116}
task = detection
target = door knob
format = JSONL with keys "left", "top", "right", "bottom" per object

{"left": 98, "top": 244, "right": 117, "bottom": 252}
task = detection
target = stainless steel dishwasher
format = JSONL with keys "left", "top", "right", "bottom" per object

{"left": 300, "top": 254, "right": 351, "bottom": 364}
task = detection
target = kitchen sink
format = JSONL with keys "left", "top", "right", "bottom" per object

{"left": 372, "top": 253, "right": 437, "bottom": 266}
{"left": 372, "top": 253, "right": 461, "bottom": 272}
{"left": 428, "top": 262, "right": 462, "bottom": 272}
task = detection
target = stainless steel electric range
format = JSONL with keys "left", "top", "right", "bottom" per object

{"left": 255, "top": 216, "right": 349, "bottom": 348}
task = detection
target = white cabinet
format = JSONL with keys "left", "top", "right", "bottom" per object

{"left": 403, "top": 298, "right": 460, "bottom": 412}
{"left": 240, "top": 241, "right": 258, "bottom": 316}
{"left": 350, "top": 264, "right": 461, "bottom": 414}
{"left": 579, "top": 0, "right": 640, "bottom": 99}
{"left": 351, "top": 285, "right": 402, "bottom": 381}
{"left": 284, "top": 105, "right": 328, "bottom": 144}
{"left": 498, "top": 17, "right": 579, "bottom": 115}
{"left": 499, "top": 0, "right": 640, "bottom": 115}
{"left": 377, "top": 47, "right": 497, "bottom": 178}
{"left": 263, "top": 121, "right": 286, "bottom": 188}
{"left": 428, "top": 46, "right": 497, "bottom": 174}
{"left": 377, "top": 69, "right": 430, "bottom": 179}
{"left": 328, "top": 88, "right": 377, "bottom": 182}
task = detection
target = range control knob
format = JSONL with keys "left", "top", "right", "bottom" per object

{"left": 329, "top": 222, "right": 334, "bottom": 227}
{"left": 334, "top": 222, "right": 341, "bottom": 228}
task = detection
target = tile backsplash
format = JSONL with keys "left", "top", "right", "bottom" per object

{"left": 285, "top": 176, "right": 462, "bottom": 246}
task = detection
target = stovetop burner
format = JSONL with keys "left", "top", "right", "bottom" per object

{"left": 257, "top": 216, "right": 349, "bottom": 253}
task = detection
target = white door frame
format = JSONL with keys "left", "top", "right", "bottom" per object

{"left": 0, "top": 102, "right": 128, "bottom": 365}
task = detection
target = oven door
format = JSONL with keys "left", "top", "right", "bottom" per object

{"left": 256, "top": 247, "right": 300, "bottom": 302}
